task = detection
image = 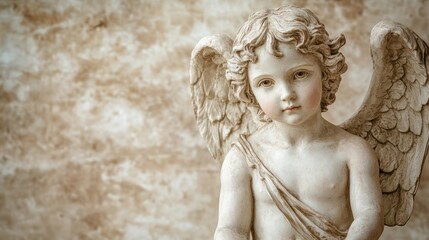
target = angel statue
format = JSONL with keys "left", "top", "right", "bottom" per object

{"left": 190, "top": 5, "right": 428, "bottom": 240}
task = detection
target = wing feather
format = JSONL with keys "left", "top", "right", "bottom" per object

{"left": 377, "top": 109, "right": 396, "bottom": 130}
{"left": 383, "top": 191, "right": 399, "bottom": 226}
{"left": 190, "top": 35, "right": 261, "bottom": 163}
{"left": 389, "top": 80, "right": 406, "bottom": 100}
{"left": 395, "top": 190, "right": 414, "bottom": 224}
{"left": 341, "top": 21, "right": 429, "bottom": 226}
{"left": 380, "top": 172, "right": 400, "bottom": 193}
{"left": 376, "top": 142, "right": 399, "bottom": 173}
{"left": 392, "top": 96, "right": 408, "bottom": 110}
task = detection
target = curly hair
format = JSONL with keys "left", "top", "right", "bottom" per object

{"left": 226, "top": 5, "right": 348, "bottom": 117}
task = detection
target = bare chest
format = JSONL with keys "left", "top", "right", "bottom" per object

{"left": 250, "top": 145, "right": 349, "bottom": 202}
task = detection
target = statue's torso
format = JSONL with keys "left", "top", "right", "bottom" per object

{"left": 247, "top": 134, "right": 353, "bottom": 240}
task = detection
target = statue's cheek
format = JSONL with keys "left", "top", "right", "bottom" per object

{"left": 306, "top": 83, "right": 323, "bottom": 109}
{"left": 258, "top": 98, "right": 279, "bottom": 116}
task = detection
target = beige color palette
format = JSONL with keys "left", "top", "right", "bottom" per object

{"left": 0, "top": 0, "right": 428, "bottom": 239}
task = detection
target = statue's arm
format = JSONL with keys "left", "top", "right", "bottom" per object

{"left": 214, "top": 147, "right": 253, "bottom": 240}
{"left": 346, "top": 137, "right": 384, "bottom": 240}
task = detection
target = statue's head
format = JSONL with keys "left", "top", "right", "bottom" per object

{"left": 226, "top": 5, "right": 347, "bottom": 120}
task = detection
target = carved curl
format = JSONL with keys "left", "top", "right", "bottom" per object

{"left": 226, "top": 5, "right": 348, "bottom": 114}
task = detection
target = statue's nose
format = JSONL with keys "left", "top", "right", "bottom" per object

{"left": 280, "top": 82, "right": 296, "bottom": 101}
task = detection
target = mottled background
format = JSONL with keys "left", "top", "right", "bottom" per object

{"left": 0, "top": 0, "right": 428, "bottom": 239}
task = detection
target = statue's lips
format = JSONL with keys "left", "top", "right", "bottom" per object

{"left": 283, "top": 106, "right": 300, "bottom": 112}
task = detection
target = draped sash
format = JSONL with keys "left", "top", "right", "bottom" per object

{"left": 234, "top": 135, "right": 347, "bottom": 240}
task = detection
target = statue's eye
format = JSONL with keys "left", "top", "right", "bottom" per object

{"left": 294, "top": 70, "right": 309, "bottom": 79}
{"left": 258, "top": 79, "right": 274, "bottom": 87}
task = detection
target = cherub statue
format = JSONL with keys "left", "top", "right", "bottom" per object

{"left": 190, "top": 5, "right": 429, "bottom": 240}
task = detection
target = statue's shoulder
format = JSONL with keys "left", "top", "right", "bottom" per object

{"left": 326, "top": 123, "right": 375, "bottom": 157}
{"left": 221, "top": 144, "right": 252, "bottom": 180}
{"left": 222, "top": 124, "right": 273, "bottom": 174}
{"left": 331, "top": 124, "right": 377, "bottom": 167}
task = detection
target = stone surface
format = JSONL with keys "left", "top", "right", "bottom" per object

{"left": 0, "top": 0, "right": 428, "bottom": 239}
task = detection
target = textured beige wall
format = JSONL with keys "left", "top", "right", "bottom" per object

{"left": 0, "top": 0, "right": 428, "bottom": 239}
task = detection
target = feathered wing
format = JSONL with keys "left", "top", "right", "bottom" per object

{"left": 190, "top": 35, "right": 261, "bottom": 163}
{"left": 341, "top": 21, "right": 429, "bottom": 226}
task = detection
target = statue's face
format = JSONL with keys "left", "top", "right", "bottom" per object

{"left": 248, "top": 42, "right": 323, "bottom": 125}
